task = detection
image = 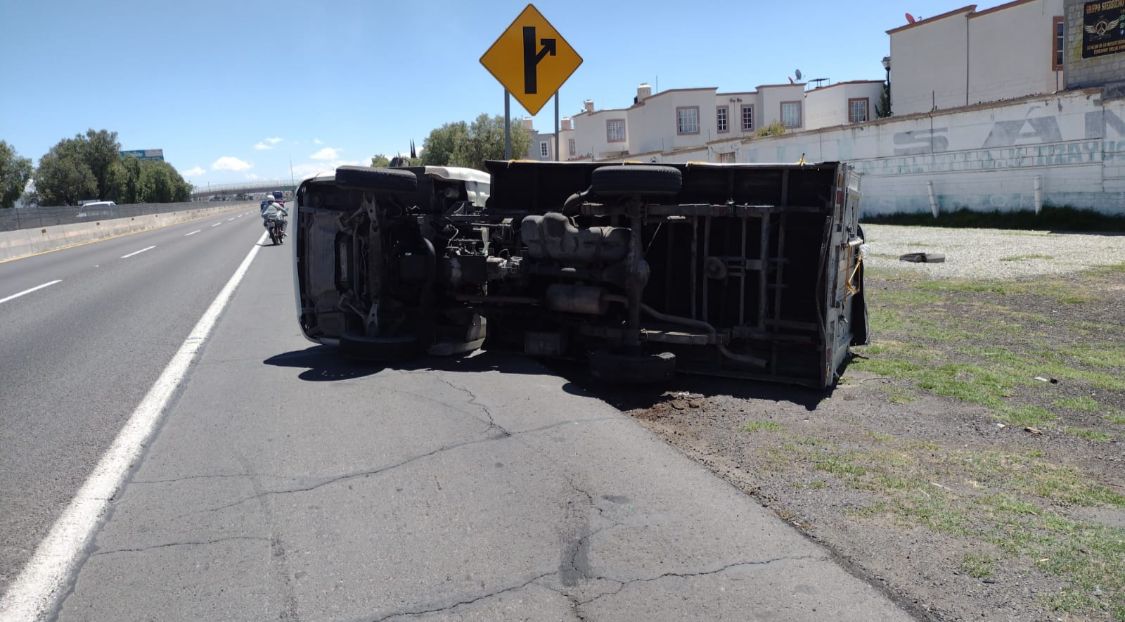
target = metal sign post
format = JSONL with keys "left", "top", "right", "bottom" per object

{"left": 553, "top": 93, "right": 559, "bottom": 161}
{"left": 504, "top": 90, "right": 512, "bottom": 159}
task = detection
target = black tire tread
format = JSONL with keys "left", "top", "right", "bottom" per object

{"left": 335, "top": 166, "right": 418, "bottom": 193}
{"left": 590, "top": 165, "right": 682, "bottom": 196}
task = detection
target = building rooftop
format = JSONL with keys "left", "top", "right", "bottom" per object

{"left": 886, "top": 4, "right": 976, "bottom": 35}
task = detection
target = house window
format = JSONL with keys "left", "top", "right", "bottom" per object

{"left": 1052, "top": 17, "right": 1065, "bottom": 70}
{"left": 606, "top": 119, "right": 626, "bottom": 143}
{"left": 539, "top": 141, "right": 549, "bottom": 158}
{"left": 780, "top": 101, "right": 802, "bottom": 129}
{"left": 740, "top": 104, "right": 754, "bottom": 131}
{"left": 848, "top": 98, "right": 869, "bottom": 124}
{"left": 568, "top": 138, "right": 576, "bottom": 157}
{"left": 716, "top": 106, "right": 729, "bottom": 133}
{"left": 717, "top": 152, "right": 736, "bottom": 163}
{"left": 676, "top": 106, "right": 700, "bottom": 134}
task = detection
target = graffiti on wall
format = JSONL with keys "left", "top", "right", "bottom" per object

{"left": 871, "top": 108, "right": 1125, "bottom": 175}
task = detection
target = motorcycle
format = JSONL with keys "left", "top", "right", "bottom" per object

{"left": 266, "top": 216, "right": 286, "bottom": 245}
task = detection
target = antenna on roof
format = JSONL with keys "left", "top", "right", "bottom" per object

{"left": 794, "top": 69, "right": 803, "bottom": 81}
{"left": 905, "top": 12, "right": 916, "bottom": 23}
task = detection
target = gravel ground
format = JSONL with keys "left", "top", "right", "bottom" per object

{"left": 862, "top": 224, "right": 1125, "bottom": 280}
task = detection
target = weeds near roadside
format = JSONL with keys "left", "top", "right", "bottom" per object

{"left": 743, "top": 420, "right": 782, "bottom": 433}
{"left": 959, "top": 553, "right": 995, "bottom": 579}
{"left": 840, "top": 265, "right": 1125, "bottom": 617}
{"left": 773, "top": 426, "right": 1125, "bottom": 617}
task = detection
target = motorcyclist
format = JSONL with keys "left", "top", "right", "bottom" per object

{"left": 262, "top": 198, "right": 288, "bottom": 235}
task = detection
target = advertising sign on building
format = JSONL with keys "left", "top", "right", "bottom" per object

{"left": 119, "top": 149, "right": 165, "bottom": 162}
{"left": 1082, "top": 0, "right": 1125, "bottom": 58}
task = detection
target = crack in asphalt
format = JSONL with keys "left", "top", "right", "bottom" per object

{"left": 367, "top": 571, "right": 557, "bottom": 621}
{"left": 158, "top": 415, "right": 620, "bottom": 521}
{"left": 91, "top": 535, "right": 270, "bottom": 557}
{"left": 183, "top": 433, "right": 508, "bottom": 517}
{"left": 434, "top": 376, "right": 511, "bottom": 438}
{"left": 131, "top": 472, "right": 267, "bottom": 485}
{"left": 575, "top": 555, "right": 825, "bottom": 606}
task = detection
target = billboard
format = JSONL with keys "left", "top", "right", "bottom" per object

{"left": 119, "top": 149, "right": 165, "bottom": 162}
{"left": 1083, "top": 0, "right": 1125, "bottom": 58}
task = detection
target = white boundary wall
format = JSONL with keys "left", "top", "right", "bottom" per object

{"left": 0, "top": 203, "right": 254, "bottom": 263}
{"left": 628, "top": 89, "right": 1125, "bottom": 216}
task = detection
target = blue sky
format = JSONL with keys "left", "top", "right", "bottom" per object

{"left": 1, "top": 0, "right": 971, "bottom": 185}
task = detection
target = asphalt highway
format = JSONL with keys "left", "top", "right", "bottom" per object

{"left": 0, "top": 208, "right": 262, "bottom": 596}
{"left": 0, "top": 212, "right": 913, "bottom": 621}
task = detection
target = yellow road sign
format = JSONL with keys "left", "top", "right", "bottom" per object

{"left": 480, "top": 4, "right": 583, "bottom": 115}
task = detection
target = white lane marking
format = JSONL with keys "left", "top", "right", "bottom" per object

{"left": 0, "top": 280, "right": 62, "bottom": 305}
{"left": 227, "top": 217, "right": 235, "bottom": 222}
{"left": 0, "top": 231, "right": 268, "bottom": 621}
{"left": 211, "top": 222, "right": 222, "bottom": 227}
{"left": 120, "top": 245, "right": 156, "bottom": 259}
{"left": 184, "top": 230, "right": 201, "bottom": 237}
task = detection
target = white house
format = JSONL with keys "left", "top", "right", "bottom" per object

{"left": 804, "top": 81, "right": 886, "bottom": 129}
{"left": 515, "top": 0, "right": 1124, "bottom": 216}
{"left": 888, "top": 0, "right": 1067, "bottom": 116}
{"left": 566, "top": 82, "right": 821, "bottom": 162}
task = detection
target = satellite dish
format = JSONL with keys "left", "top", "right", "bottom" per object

{"left": 795, "top": 69, "right": 803, "bottom": 81}
{"left": 905, "top": 12, "right": 916, "bottom": 23}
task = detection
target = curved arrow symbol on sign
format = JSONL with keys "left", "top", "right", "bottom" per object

{"left": 523, "top": 26, "right": 556, "bottom": 94}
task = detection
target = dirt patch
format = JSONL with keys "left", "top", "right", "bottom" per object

{"left": 568, "top": 260, "right": 1125, "bottom": 621}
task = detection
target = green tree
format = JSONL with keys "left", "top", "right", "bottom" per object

{"left": 81, "top": 129, "right": 121, "bottom": 198}
{"left": 0, "top": 140, "right": 33, "bottom": 209}
{"left": 420, "top": 121, "right": 468, "bottom": 166}
{"left": 418, "top": 115, "right": 532, "bottom": 170}
{"left": 755, "top": 121, "right": 787, "bottom": 138}
{"left": 450, "top": 114, "right": 531, "bottom": 171}
{"left": 35, "top": 138, "right": 97, "bottom": 206}
{"left": 133, "top": 160, "right": 191, "bottom": 203}
{"left": 371, "top": 154, "right": 391, "bottom": 167}
{"left": 105, "top": 156, "right": 141, "bottom": 204}
{"left": 34, "top": 129, "right": 124, "bottom": 205}
{"left": 875, "top": 83, "right": 892, "bottom": 118}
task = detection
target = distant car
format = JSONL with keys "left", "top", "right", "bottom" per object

{"left": 76, "top": 201, "right": 117, "bottom": 218}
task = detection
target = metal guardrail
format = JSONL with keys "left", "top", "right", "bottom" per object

{"left": 0, "top": 201, "right": 235, "bottom": 232}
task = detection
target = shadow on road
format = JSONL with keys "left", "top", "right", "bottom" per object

{"left": 263, "top": 346, "right": 383, "bottom": 381}
{"left": 547, "top": 360, "right": 834, "bottom": 413}
{"left": 263, "top": 345, "right": 556, "bottom": 382}
{"left": 265, "top": 345, "right": 833, "bottom": 410}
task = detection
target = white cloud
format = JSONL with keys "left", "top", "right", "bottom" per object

{"left": 212, "top": 156, "right": 253, "bottom": 172}
{"left": 182, "top": 166, "right": 206, "bottom": 177}
{"left": 291, "top": 158, "right": 364, "bottom": 179}
{"left": 253, "top": 136, "right": 283, "bottom": 150}
{"left": 313, "top": 138, "right": 323, "bottom": 145}
{"left": 310, "top": 147, "right": 340, "bottom": 160}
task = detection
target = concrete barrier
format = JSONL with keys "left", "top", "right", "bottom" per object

{"left": 0, "top": 203, "right": 257, "bottom": 264}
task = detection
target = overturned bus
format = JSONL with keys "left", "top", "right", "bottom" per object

{"left": 293, "top": 161, "right": 867, "bottom": 388}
